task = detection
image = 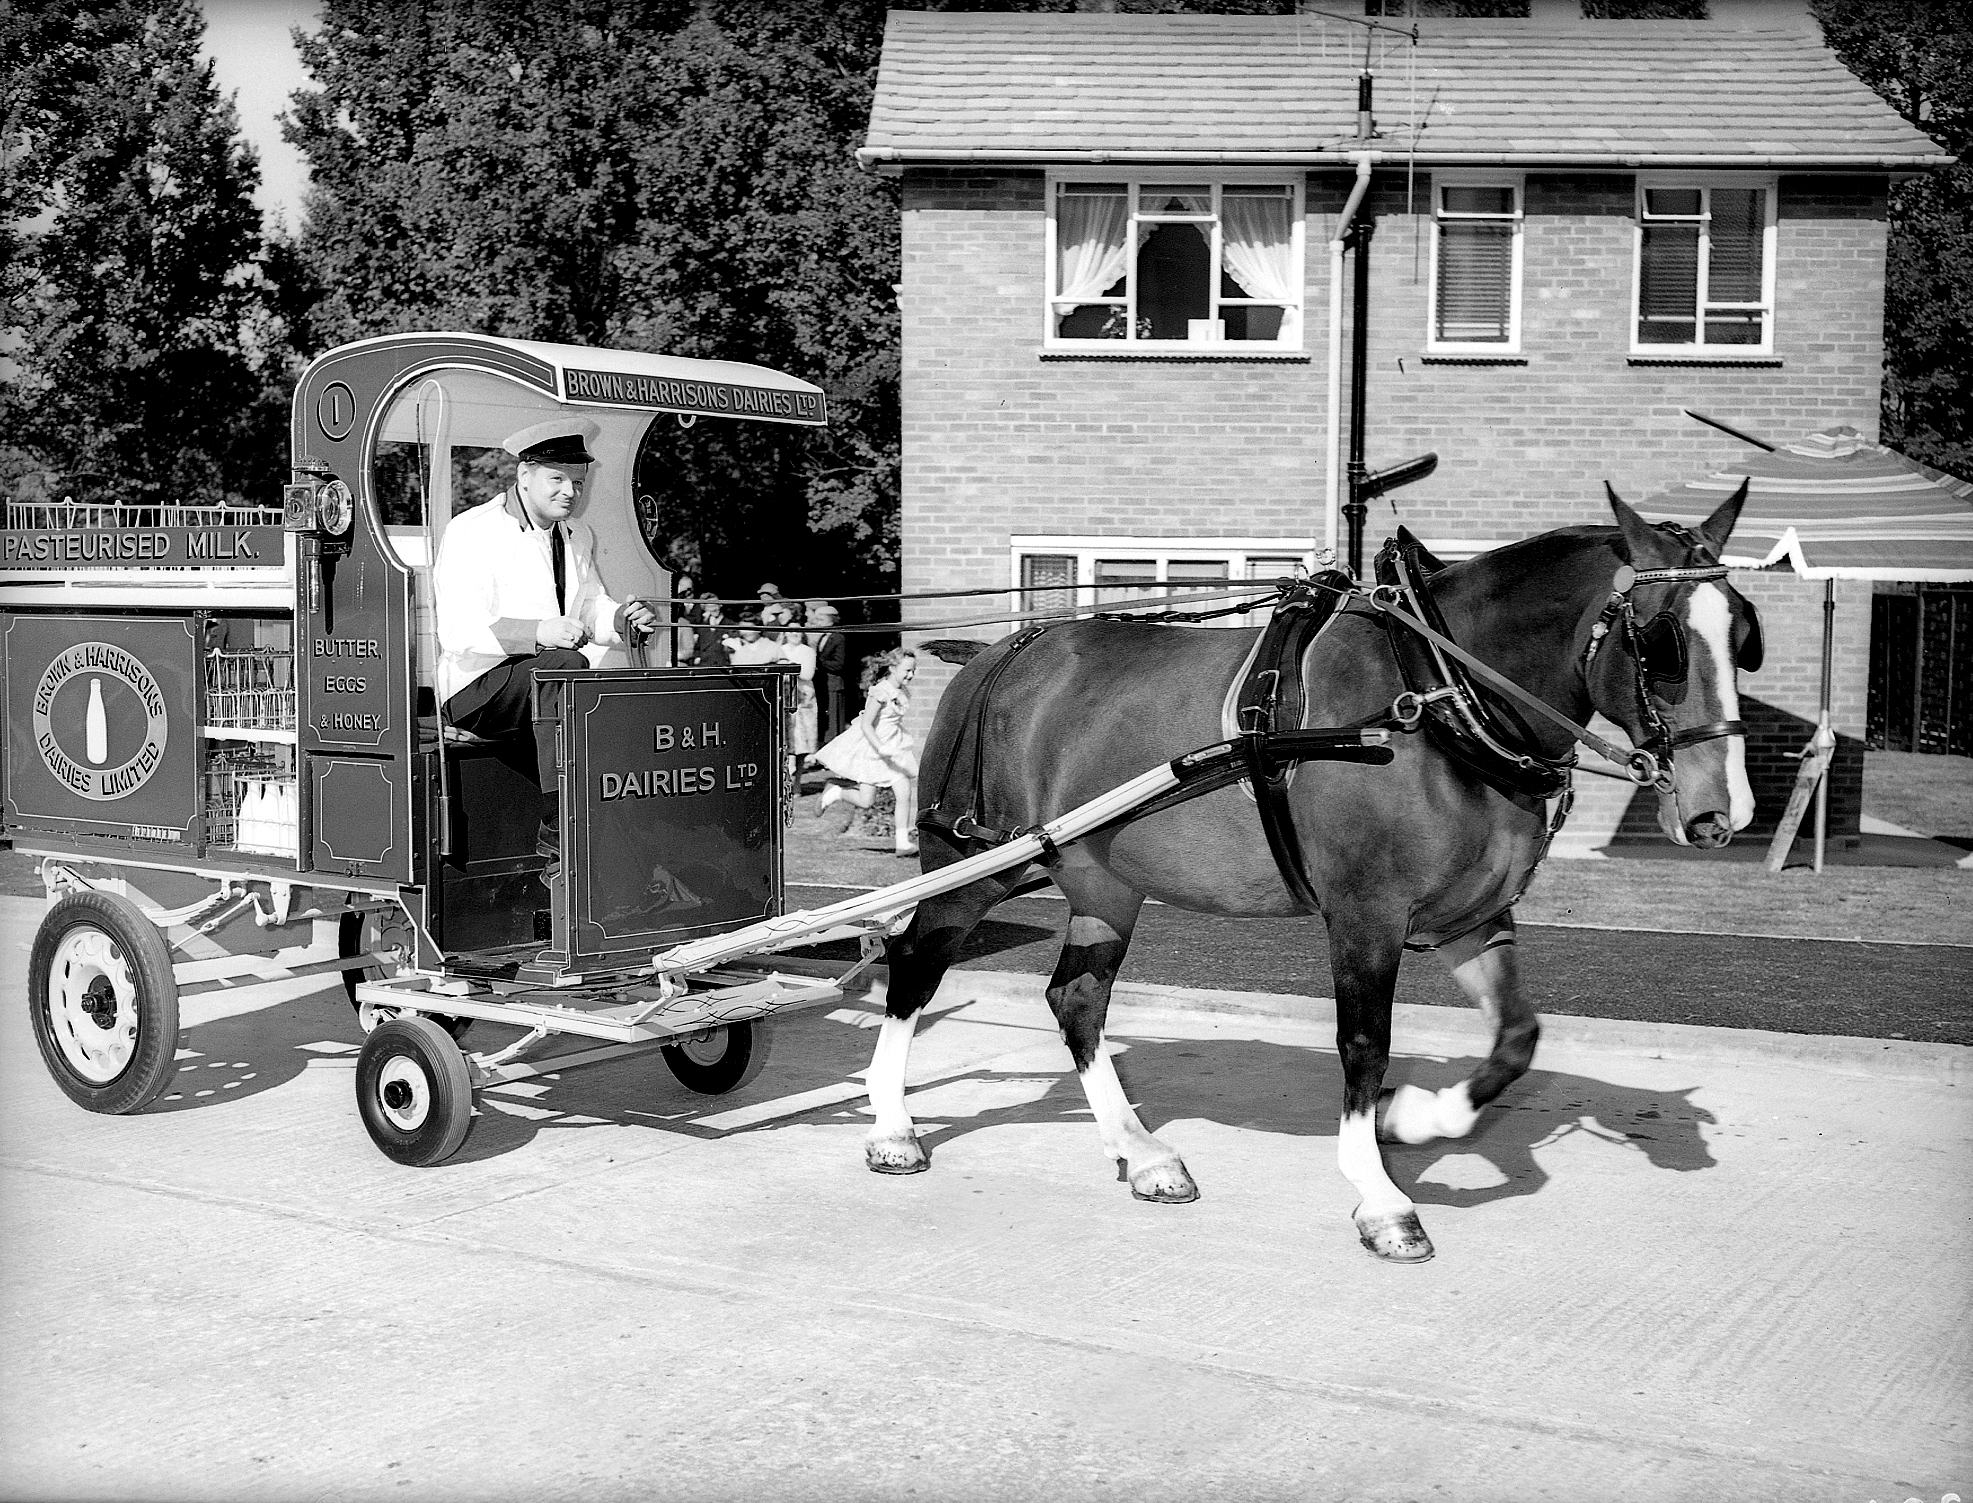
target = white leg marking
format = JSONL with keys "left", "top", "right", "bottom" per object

{"left": 1338, "top": 1109, "right": 1413, "bottom": 1217}
{"left": 1381, "top": 1081, "right": 1480, "bottom": 1144}
{"left": 1079, "top": 1034, "right": 1197, "bottom": 1202}
{"left": 1076, "top": 1037, "right": 1175, "bottom": 1168}
{"left": 864, "top": 1011, "right": 918, "bottom": 1143}
{"left": 1687, "top": 584, "right": 1755, "bottom": 830}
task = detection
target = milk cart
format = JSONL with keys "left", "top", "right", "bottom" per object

{"left": 2, "top": 333, "right": 868, "bottom": 1163}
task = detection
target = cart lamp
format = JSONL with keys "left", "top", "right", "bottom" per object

{"left": 284, "top": 477, "right": 354, "bottom": 537}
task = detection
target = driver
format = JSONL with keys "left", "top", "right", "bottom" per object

{"left": 434, "top": 415, "right": 659, "bottom": 868}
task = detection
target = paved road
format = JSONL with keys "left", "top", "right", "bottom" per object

{"left": 790, "top": 885, "right": 1973, "bottom": 1046}
{"left": 2, "top": 899, "right": 1968, "bottom": 1502}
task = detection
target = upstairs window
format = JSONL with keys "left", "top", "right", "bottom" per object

{"left": 1048, "top": 178, "right": 1304, "bottom": 348}
{"left": 1634, "top": 181, "right": 1775, "bottom": 351}
{"left": 1428, "top": 177, "right": 1523, "bottom": 351}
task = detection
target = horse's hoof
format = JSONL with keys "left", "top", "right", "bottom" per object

{"left": 1354, "top": 1206, "right": 1435, "bottom": 1263}
{"left": 865, "top": 1132, "right": 930, "bottom": 1175}
{"left": 1129, "top": 1158, "right": 1199, "bottom": 1204}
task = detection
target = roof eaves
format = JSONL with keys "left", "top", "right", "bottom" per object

{"left": 856, "top": 146, "right": 1957, "bottom": 173}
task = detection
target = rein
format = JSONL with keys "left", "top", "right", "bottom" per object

{"left": 1368, "top": 557, "right": 1746, "bottom": 794}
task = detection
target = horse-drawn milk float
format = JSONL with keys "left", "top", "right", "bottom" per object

{"left": 6, "top": 331, "right": 1763, "bottom": 1263}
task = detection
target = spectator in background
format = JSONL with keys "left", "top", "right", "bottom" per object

{"left": 670, "top": 573, "right": 700, "bottom": 664}
{"left": 725, "top": 621, "right": 783, "bottom": 666}
{"left": 689, "top": 601, "right": 731, "bottom": 667}
{"left": 806, "top": 601, "right": 848, "bottom": 741}
{"left": 765, "top": 602, "right": 819, "bottom": 767}
{"left": 756, "top": 581, "right": 783, "bottom": 613}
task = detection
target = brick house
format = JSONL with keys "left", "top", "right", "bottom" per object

{"left": 860, "top": 3, "right": 1950, "bottom": 842}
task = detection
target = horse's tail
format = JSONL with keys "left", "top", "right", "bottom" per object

{"left": 919, "top": 639, "right": 987, "bottom": 666}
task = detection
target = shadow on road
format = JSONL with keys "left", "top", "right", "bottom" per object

{"left": 156, "top": 986, "right": 1717, "bottom": 1206}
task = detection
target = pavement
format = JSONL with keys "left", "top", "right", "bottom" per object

{"left": 2, "top": 894, "right": 1969, "bottom": 1503}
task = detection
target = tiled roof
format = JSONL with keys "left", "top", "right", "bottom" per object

{"left": 863, "top": 12, "right": 1951, "bottom": 171}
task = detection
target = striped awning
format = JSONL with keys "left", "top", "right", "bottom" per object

{"left": 1643, "top": 427, "right": 1973, "bottom": 582}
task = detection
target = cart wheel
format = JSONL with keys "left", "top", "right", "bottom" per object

{"left": 355, "top": 1016, "right": 474, "bottom": 1166}
{"left": 340, "top": 910, "right": 468, "bottom": 1041}
{"left": 661, "top": 1021, "right": 770, "bottom": 1096}
{"left": 29, "top": 890, "right": 181, "bottom": 1115}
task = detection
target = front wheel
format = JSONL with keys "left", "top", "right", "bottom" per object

{"left": 355, "top": 1016, "right": 474, "bottom": 1166}
{"left": 29, "top": 890, "right": 181, "bottom": 1115}
{"left": 661, "top": 1020, "right": 770, "bottom": 1096}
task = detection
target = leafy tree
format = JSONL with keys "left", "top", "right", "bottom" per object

{"left": 0, "top": 0, "right": 286, "bottom": 509}
{"left": 1813, "top": 0, "right": 1973, "bottom": 478}
{"left": 287, "top": 1, "right": 899, "bottom": 599}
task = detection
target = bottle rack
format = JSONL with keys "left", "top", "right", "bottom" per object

{"left": 204, "top": 744, "right": 297, "bottom": 858}
{"left": 203, "top": 648, "right": 296, "bottom": 743}
{"left": 5, "top": 500, "right": 285, "bottom": 531}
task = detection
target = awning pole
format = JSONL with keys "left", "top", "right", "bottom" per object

{"left": 1814, "top": 578, "right": 1835, "bottom": 873}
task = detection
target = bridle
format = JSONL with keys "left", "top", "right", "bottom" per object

{"left": 1583, "top": 560, "right": 1746, "bottom": 775}
{"left": 1366, "top": 545, "right": 1751, "bottom": 797}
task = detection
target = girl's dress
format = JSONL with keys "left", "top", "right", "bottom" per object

{"left": 815, "top": 679, "right": 916, "bottom": 782}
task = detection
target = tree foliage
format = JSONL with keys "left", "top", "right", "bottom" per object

{"left": 0, "top": 0, "right": 286, "bottom": 508}
{"left": 287, "top": 1, "right": 901, "bottom": 597}
{"left": 1813, "top": 0, "right": 1973, "bottom": 478}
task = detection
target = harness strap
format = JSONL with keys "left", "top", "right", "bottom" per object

{"left": 1368, "top": 591, "right": 1666, "bottom": 787}
{"left": 1233, "top": 571, "right": 1353, "bottom": 913}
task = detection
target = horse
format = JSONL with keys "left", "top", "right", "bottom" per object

{"left": 859, "top": 485, "right": 1762, "bottom": 1264}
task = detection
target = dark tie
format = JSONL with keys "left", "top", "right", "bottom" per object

{"left": 550, "top": 525, "right": 566, "bottom": 614}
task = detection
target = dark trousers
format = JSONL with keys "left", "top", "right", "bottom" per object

{"left": 443, "top": 649, "right": 588, "bottom": 810}
{"left": 823, "top": 676, "right": 847, "bottom": 742}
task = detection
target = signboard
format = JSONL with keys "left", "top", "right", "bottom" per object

{"left": 562, "top": 368, "right": 826, "bottom": 426}
{"left": 0, "top": 527, "right": 286, "bottom": 569}
{"left": 2, "top": 614, "right": 200, "bottom": 849}
{"left": 535, "top": 669, "right": 786, "bottom": 976}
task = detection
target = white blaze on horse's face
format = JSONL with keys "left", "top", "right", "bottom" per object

{"left": 1659, "top": 583, "right": 1755, "bottom": 844}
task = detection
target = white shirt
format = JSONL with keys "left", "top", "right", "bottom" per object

{"left": 433, "top": 488, "right": 624, "bottom": 705}
{"left": 726, "top": 636, "right": 788, "bottom": 666}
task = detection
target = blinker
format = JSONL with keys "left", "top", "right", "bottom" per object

{"left": 1637, "top": 612, "right": 1687, "bottom": 686}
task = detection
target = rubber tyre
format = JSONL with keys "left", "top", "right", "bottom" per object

{"left": 355, "top": 1016, "right": 475, "bottom": 1166}
{"left": 29, "top": 890, "right": 181, "bottom": 1115}
{"left": 661, "top": 1020, "right": 770, "bottom": 1096}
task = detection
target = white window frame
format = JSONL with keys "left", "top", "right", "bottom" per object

{"left": 1042, "top": 169, "right": 1307, "bottom": 354}
{"left": 1426, "top": 171, "right": 1524, "bottom": 355}
{"left": 1629, "top": 173, "right": 1778, "bottom": 355}
{"left": 1010, "top": 536, "right": 1316, "bottom": 627}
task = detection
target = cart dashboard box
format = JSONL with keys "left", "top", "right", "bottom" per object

{"left": 2, "top": 614, "right": 202, "bottom": 852}
{"left": 522, "top": 665, "right": 794, "bottom": 982}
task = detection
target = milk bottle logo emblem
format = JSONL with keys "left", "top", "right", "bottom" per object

{"left": 31, "top": 643, "right": 170, "bottom": 801}
{"left": 85, "top": 678, "right": 108, "bottom": 764}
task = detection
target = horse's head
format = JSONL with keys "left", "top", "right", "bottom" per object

{"left": 1594, "top": 481, "right": 1762, "bottom": 849}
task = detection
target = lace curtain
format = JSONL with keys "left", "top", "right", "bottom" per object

{"left": 1056, "top": 193, "right": 1129, "bottom": 304}
{"left": 1218, "top": 194, "right": 1297, "bottom": 341}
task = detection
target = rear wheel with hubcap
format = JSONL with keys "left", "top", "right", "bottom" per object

{"left": 29, "top": 890, "right": 181, "bottom": 1115}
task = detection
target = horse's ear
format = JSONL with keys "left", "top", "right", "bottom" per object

{"left": 1605, "top": 482, "right": 1658, "bottom": 563}
{"left": 1695, "top": 478, "right": 1749, "bottom": 558}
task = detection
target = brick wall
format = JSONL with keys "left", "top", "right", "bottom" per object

{"left": 897, "top": 166, "right": 1889, "bottom": 835}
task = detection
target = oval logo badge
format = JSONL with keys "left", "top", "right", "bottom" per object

{"left": 317, "top": 381, "right": 357, "bottom": 441}
{"left": 32, "top": 644, "right": 170, "bottom": 802}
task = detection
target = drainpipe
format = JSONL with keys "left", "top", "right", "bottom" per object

{"left": 1324, "top": 153, "right": 1375, "bottom": 569}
